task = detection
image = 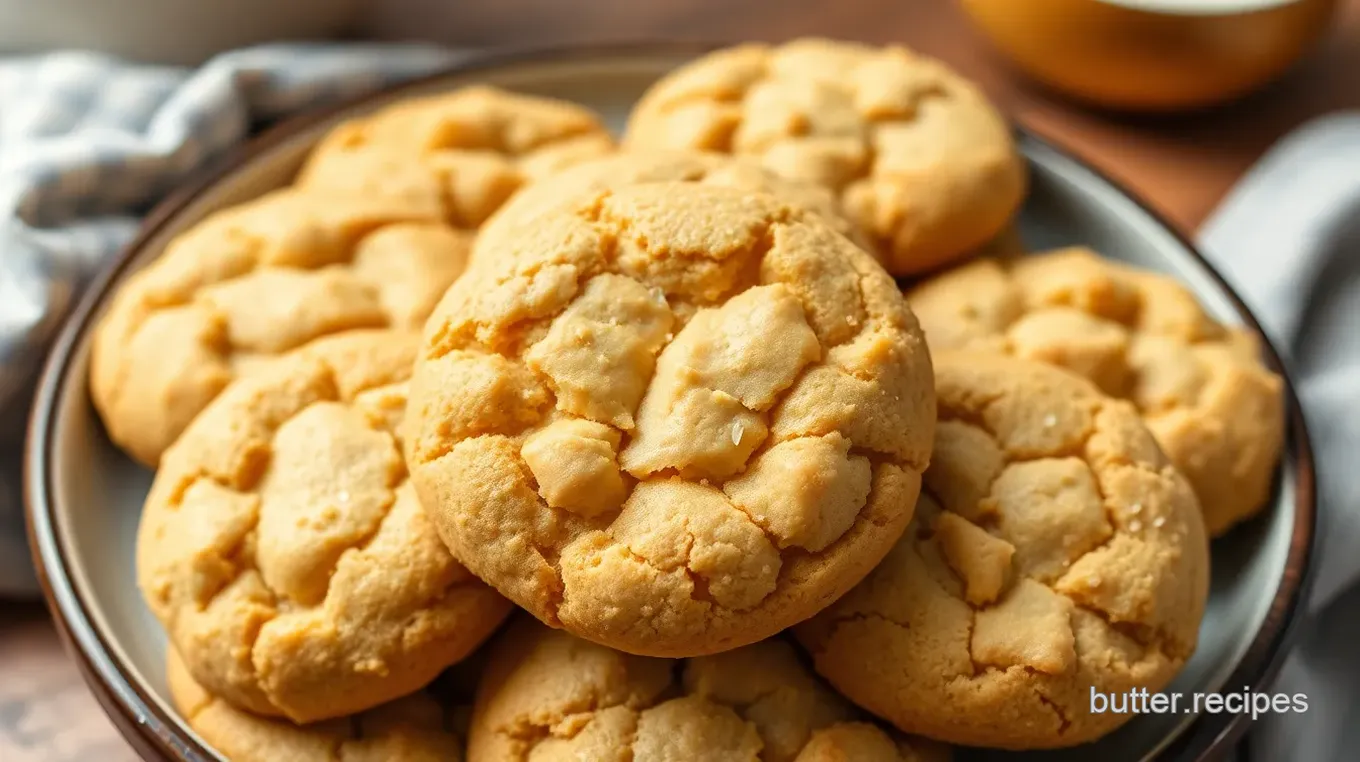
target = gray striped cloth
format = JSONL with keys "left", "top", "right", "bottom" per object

{"left": 0, "top": 44, "right": 462, "bottom": 596}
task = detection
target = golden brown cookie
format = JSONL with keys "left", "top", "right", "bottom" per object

{"left": 796, "top": 353, "right": 1210, "bottom": 749}
{"left": 624, "top": 38, "right": 1026, "bottom": 276}
{"left": 167, "top": 649, "right": 463, "bottom": 762}
{"left": 90, "top": 189, "right": 472, "bottom": 466}
{"left": 297, "top": 85, "right": 615, "bottom": 229}
{"left": 137, "top": 330, "right": 512, "bottom": 723}
{"left": 907, "top": 246, "right": 1285, "bottom": 536}
{"left": 476, "top": 150, "right": 867, "bottom": 254}
{"left": 406, "top": 182, "right": 936, "bottom": 657}
{"left": 467, "top": 618, "right": 950, "bottom": 762}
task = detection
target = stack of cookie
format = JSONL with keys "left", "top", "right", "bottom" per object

{"left": 90, "top": 39, "right": 1284, "bottom": 761}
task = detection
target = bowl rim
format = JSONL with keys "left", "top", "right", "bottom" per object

{"left": 23, "top": 40, "right": 1315, "bottom": 762}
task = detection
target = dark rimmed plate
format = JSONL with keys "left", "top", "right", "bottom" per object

{"left": 24, "top": 43, "right": 1313, "bottom": 762}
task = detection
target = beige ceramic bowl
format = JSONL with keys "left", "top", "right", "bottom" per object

{"left": 960, "top": 0, "right": 1339, "bottom": 110}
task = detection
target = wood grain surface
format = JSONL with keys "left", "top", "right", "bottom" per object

{"left": 0, "top": 603, "right": 137, "bottom": 762}
{"left": 367, "top": 0, "right": 1360, "bottom": 230}
{"left": 4, "top": 0, "right": 1358, "bottom": 758}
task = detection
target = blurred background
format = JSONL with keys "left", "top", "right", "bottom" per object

{"left": 2, "top": 1, "right": 1358, "bottom": 760}
{"left": 0, "top": 0, "right": 1356, "bottom": 229}
{"left": 362, "top": 0, "right": 1360, "bottom": 232}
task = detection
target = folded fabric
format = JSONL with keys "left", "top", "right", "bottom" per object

{"left": 1200, "top": 113, "right": 1360, "bottom": 762}
{"left": 0, "top": 44, "right": 462, "bottom": 597}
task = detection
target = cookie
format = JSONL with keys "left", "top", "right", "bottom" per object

{"left": 624, "top": 38, "right": 1026, "bottom": 276}
{"left": 137, "top": 330, "right": 512, "bottom": 723}
{"left": 406, "top": 182, "right": 935, "bottom": 656}
{"left": 476, "top": 150, "right": 867, "bottom": 254}
{"left": 467, "top": 618, "right": 950, "bottom": 762}
{"left": 298, "top": 85, "right": 615, "bottom": 229}
{"left": 907, "top": 246, "right": 1285, "bottom": 536}
{"left": 167, "top": 649, "right": 463, "bottom": 762}
{"left": 90, "top": 189, "right": 472, "bottom": 466}
{"left": 796, "top": 353, "right": 1210, "bottom": 749}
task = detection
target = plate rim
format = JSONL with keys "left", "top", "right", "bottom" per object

{"left": 22, "top": 40, "right": 1315, "bottom": 762}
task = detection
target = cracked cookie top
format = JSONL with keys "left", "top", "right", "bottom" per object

{"left": 624, "top": 38, "right": 1026, "bottom": 276}
{"left": 298, "top": 85, "right": 615, "bottom": 229}
{"left": 167, "top": 648, "right": 464, "bottom": 762}
{"left": 467, "top": 618, "right": 950, "bottom": 762}
{"left": 795, "top": 353, "right": 1210, "bottom": 749}
{"left": 475, "top": 151, "right": 868, "bottom": 256}
{"left": 405, "top": 182, "right": 936, "bottom": 657}
{"left": 91, "top": 189, "right": 473, "bottom": 466}
{"left": 907, "top": 246, "right": 1285, "bottom": 536}
{"left": 137, "top": 330, "right": 512, "bottom": 723}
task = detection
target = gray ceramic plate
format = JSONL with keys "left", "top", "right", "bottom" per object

{"left": 25, "top": 44, "right": 1313, "bottom": 762}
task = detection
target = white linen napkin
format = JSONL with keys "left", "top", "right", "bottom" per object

{"left": 1199, "top": 113, "right": 1360, "bottom": 762}
{"left": 0, "top": 44, "right": 461, "bottom": 596}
